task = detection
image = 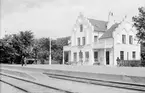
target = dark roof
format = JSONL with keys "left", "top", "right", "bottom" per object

{"left": 88, "top": 18, "right": 108, "bottom": 32}
{"left": 100, "top": 23, "right": 119, "bottom": 39}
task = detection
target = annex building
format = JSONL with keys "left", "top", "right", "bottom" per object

{"left": 63, "top": 13, "right": 140, "bottom": 66}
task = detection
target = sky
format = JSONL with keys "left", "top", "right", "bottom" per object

{"left": 0, "top": 0, "right": 145, "bottom": 38}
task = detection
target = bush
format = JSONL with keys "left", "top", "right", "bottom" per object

{"left": 40, "top": 59, "right": 45, "bottom": 64}
{"left": 141, "top": 52, "right": 145, "bottom": 66}
{"left": 117, "top": 60, "right": 141, "bottom": 67}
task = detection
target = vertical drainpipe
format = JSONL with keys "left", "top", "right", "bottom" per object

{"left": 103, "top": 39, "right": 106, "bottom": 66}
{"left": 62, "top": 49, "right": 64, "bottom": 64}
{"left": 49, "top": 37, "right": 51, "bottom": 65}
{"left": 113, "top": 37, "right": 114, "bottom": 66}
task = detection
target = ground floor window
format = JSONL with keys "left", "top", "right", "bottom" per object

{"left": 73, "top": 52, "right": 77, "bottom": 62}
{"left": 120, "top": 51, "right": 124, "bottom": 60}
{"left": 85, "top": 52, "right": 89, "bottom": 62}
{"left": 132, "top": 51, "right": 136, "bottom": 59}
{"left": 79, "top": 51, "right": 83, "bottom": 62}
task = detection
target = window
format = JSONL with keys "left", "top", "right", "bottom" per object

{"left": 94, "top": 52, "right": 98, "bottom": 61}
{"left": 78, "top": 38, "right": 80, "bottom": 45}
{"left": 94, "top": 36, "right": 98, "bottom": 42}
{"left": 73, "top": 52, "right": 77, "bottom": 62}
{"left": 80, "top": 24, "right": 83, "bottom": 32}
{"left": 120, "top": 51, "right": 124, "bottom": 60}
{"left": 132, "top": 51, "right": 136, "bottom": 59}
{"left": 82, "top": 37, "right": 85, "bottom": 45}
{"left": 79, "top": 51, "right": 83, "bottom": 62}
{"left": 122, "top": 35, "right": 126, "bottom": 44}
{"left": 85, "top": 52, "right": 89, "bottom": 62}
{"left": 129, "top": 35, "right": 133, "bottom": 44}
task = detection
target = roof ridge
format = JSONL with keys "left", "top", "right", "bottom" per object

{"left": 87, "top": 18, "right": 108, "bottom": 23}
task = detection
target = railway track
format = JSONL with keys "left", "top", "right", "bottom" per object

{"left": 0, "top": 80, "right": 30, "bottom": 93}
{"left": 44, "top": 72, "right": 145, "bottom": 92}
{"left": 0, "top": 73, "right": 76, "bottom": 93}
{"left": 1, "top": 67, "right": 145, "bottom": 93}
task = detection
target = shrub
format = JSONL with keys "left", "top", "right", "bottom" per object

{"left": 141, "top": 52, "right": 145, "bottom": 66}
{"left": 117, "top": 60, "right": 141, "bottom": 67}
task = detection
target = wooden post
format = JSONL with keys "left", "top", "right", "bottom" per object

{"left": 104, "top": 40, "right": 106, "bottom": 65}
{"left": 62, "top": 50, "right": 64, "bottom": 65}
{"left": 49, "top": 37, "right": 51, "bottom": 65}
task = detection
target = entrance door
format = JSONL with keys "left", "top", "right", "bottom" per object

{"left": 64, "top": 52, "right": 69, "bottom": 62}
{"left": 94, "top": 51, "right": 98, "bottom": 62}
{"left": 106, "top": 51, "right": 109, "bottom": 65}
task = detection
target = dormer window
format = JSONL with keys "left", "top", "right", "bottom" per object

{"left": 80, "top": 24, "right": 83, "bottom": 32}
{"left": 82, "top": 37, "right": 85, "bottom": 45}
{"left": 129, "top": 35, "right": 133, "bottom": 44}
{"left": 122, "top": 35, "right": 126, "bottom": 44}
{"left": 78, "top": 38, "right": 80, "bottom": 46}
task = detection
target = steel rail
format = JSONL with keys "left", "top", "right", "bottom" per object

{"left": 0, "top": 73, "right": 76, "bottom": 93}
{"left": 0, "top": 80, "right": 31, "bottom": 93}
{"left": 44, "top": 73, "right": 145, "bottom": 92}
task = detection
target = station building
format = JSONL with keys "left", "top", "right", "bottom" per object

{"left": 63, "top": 13, "right": 140, "bottom": 66}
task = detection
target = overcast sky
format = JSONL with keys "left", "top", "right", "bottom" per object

{"left": 1, "top": 0, "right": 145, "bottom": 38}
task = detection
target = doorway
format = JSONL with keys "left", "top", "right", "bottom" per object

{"left": 106, "top": 51, "right": 109, "bottom": 65}
{"left": 94, "top": 51, "right": 98, "bottom": 62}
{"left": 64, "top": 52, "right": 69, "bottom": 63}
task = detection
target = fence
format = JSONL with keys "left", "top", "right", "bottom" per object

{"left": 117, "top": 60, "right": 141, "bottom": 67}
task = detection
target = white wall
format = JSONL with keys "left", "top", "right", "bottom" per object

{"left": 66, "top": 14, "right": 140, "bottom": 66}
{"left": 70, "top": 45, "right": 93, "bottom": 64}
{"left": 113, "top": 22, "right": 140, "bottom": 65}
{"left": 71, "top": 14, "right": 94, "bottom": 46}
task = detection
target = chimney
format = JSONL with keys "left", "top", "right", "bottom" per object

{"left": 79, "top": 12, "right": 84, "bottom": 18}
{"left": 107, "top": 11, "right": 115, "bottom": 29}
{"left": 121, "top": 15, "right": 127, "bottom": 22}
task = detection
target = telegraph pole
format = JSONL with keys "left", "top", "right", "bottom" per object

{"left": 49, "top": 37, "right": 51, "bottom": 65}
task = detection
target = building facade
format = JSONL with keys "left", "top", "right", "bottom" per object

{"left": 63, "top": 13, "right": 140, "bottom": 66}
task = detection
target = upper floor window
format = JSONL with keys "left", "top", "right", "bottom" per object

{"left": 78, "top": 38, "right": 80, "bottom": 46}
{"left": 94, "top": 36, "right": 98, "bottom": 42}
{"left": 122, "top": 35, "right": 126, "bottom": 44}
{"left": 82, "top": 37, "right": 85, "bottom": 45}
{"left": 120, "top": 51, "right": 124, "bottom": 60}
{"left": 132, "top": 51, "right": 136, "bottom": 59}
{"left": 80, "top": 24, "right": 83, "bottom": 32}
{"left": 129, "top": 35, "right": 133, "bottom": 44}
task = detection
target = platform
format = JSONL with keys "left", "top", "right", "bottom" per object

{"left": 1, "top": 64, "right": 145, "bottom": 85}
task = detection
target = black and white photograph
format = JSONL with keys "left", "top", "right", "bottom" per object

{"left": 0, "top": 0, "right": 145, "bottom": 93}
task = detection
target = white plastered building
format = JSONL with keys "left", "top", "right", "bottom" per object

{"left": 63, "top": 13, "right": 140, "bottom": 66}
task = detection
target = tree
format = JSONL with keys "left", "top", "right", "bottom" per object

{"left": 32, "top": 39, "right": 40, "bottom": 63}
{"left": 132, "top": 7, "right": 145, "bottom": 66}
{"left": 0, "top": 30, "right": 70, "bottom": 64}
{"left": 10, "top": 31, "right": 34, "bottom": 64}
{"left": 132, "top": 7, "right": 145, "bottom": 44}
{"left": 54, "top": 37, "right": 70, "bottom": 64}
{"left": 0, "top": 36, "right": 16, "bottom": 64}
{"left": 33, "top": 37, "right": 70, "bottom": 64}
